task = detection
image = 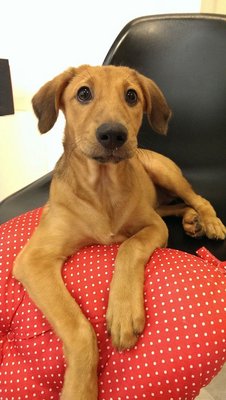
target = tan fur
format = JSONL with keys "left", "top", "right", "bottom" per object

{"left": 13, "top": 65, "right": 226, "bottom": 400}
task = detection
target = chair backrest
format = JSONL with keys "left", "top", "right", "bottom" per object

{"left": 103, "top": 14, "right": 226, "bottom": 221}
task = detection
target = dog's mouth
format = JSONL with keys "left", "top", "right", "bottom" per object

{"left": 81, "top": 142, "right": 136, "bottom": 164}
{"left": 77, "top": 143, "right": 134, "bottom": 164}
{"left": 92, "top": 152, "right": 129, "bottom": 164}
{"left": 90, "top": 146, "right": 135, "bottom": 164}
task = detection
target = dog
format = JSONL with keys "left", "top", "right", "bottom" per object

{"left": 13, "top": 65, "right": 226, "bottom": 399}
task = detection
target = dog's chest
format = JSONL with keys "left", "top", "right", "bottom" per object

{"left": 55, "top": 159, "right": 158, "bottom": 245}
{"left": 81, "top": 168, "right": 157, "bottom": 244}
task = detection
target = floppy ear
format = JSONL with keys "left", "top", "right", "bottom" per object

{"left": 137, "top": 73, "right": 172, "bottom": 135}
{"left": 32, "top": 68, "right": 76, "bottom": 134}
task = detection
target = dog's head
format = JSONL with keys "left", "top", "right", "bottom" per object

{"left": 32, "top": 65, "right": 171, "bottom": 163}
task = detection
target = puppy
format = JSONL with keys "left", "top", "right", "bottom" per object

{"left": 14, "top": 65, "right": 226, "bottom": 399}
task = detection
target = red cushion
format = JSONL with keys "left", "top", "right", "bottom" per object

{"left": 0, "top": 208, "right": 225, "bottom": 400}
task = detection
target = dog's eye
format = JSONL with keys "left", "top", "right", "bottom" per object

{"left": 125, "top": 89, "right": 138, "bottom": 106}
{"left": 77, "top": 86, "right": 92, "bottom": 103}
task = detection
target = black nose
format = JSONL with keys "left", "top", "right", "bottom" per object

{"left": 96, "top": 123, "right": 128, "bottom": 150}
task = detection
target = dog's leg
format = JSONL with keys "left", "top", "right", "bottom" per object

{"left": 13, "top": 218, "right": 98, "bottom": 400}
{"left": 137, "top": 149, "right": 226, "bottom": 240}
{"left": 106, "top": 215, "right": 168, "bottom": 350}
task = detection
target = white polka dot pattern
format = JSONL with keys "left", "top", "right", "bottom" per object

{"left": 0, "top": 208, "right": 225, "bottom": 399}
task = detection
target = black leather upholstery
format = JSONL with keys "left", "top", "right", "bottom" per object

{"left": 1, "top": 14, "right": 226, "bottom": 259}
{"left": 0, "top": 172, "right": 52, "bottom": 223}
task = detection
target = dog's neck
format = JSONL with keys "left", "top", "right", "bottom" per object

{"left": 85, "top": 157, "right": 129, "bottom": 189}
{"left": 78, "top": 151, "right": 131, "bottom": 189}
{"left": 59, "top": 146, "right": 132, "bottom": 191}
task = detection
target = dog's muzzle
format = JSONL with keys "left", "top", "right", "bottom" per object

{"left": 96, "top": 123, "right": 128, "bottom": 150}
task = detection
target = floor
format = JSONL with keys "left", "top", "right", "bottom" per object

{"left": 195, "top": 363, "right": 226, "bottom": 400}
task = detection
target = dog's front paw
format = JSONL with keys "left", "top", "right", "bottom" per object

{"left": 106, "top": 280, "right": 145, "bottom": 350}
{"left": 201, "top": 216, "right": 226, "bottom": 240}
{"left": 183, "top": 209, "right": 226, "bottom": 240}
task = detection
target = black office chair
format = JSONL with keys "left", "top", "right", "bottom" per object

{"left": 1, "top": 13, "right": 226, "bottom": 259}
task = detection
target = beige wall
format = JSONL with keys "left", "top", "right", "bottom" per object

{"left": 201, "top": 0, "right": 226, "bottom": 13}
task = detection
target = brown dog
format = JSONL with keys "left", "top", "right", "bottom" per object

{"left": 13, "top": 65, "right": 226, "bottom": 399}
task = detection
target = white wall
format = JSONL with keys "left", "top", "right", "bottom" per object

{"left": 0, "top": 0, "right": 201, "bottom": 201}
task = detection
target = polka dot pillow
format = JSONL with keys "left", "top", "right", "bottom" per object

{"left": 0, "top": 208, "right": 226, "bottom": 400}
